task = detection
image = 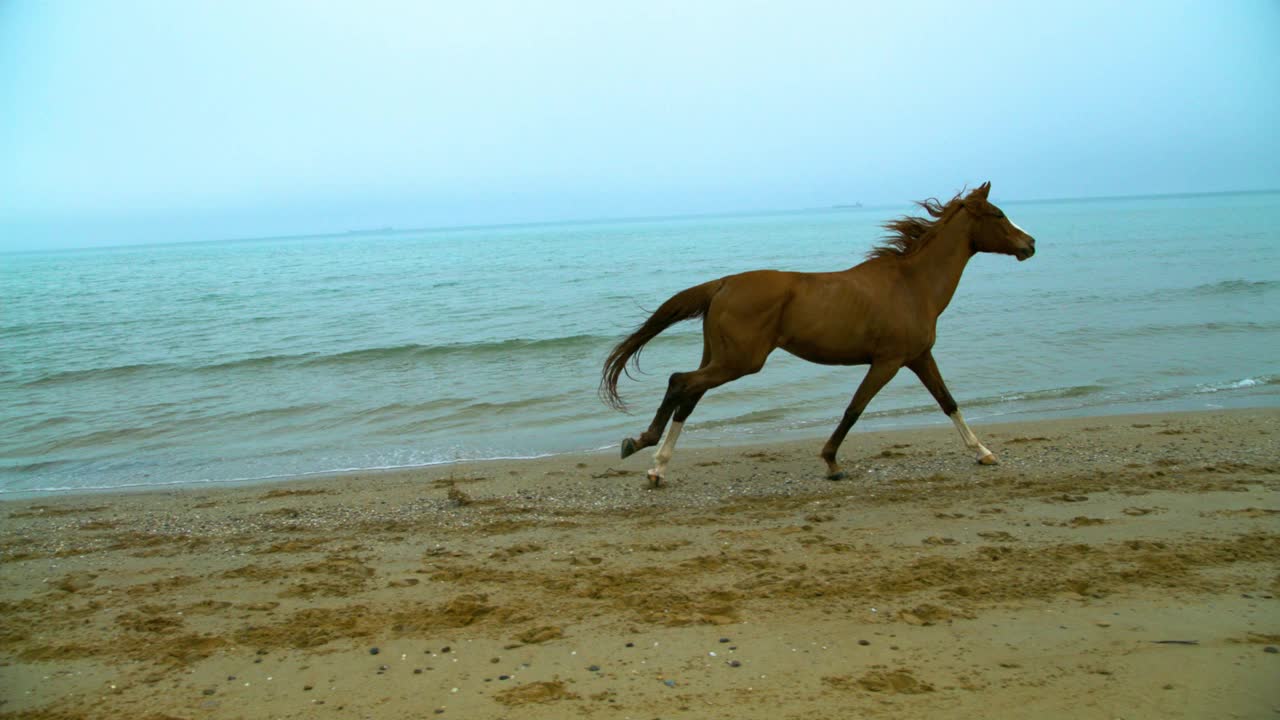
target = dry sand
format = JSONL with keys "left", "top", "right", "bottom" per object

{"left": 2, "top": 408, "right": 1278, "bottom": 719}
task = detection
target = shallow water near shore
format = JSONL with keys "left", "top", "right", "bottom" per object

{"left": 2, "top": 191, "right": 1278, "bottom": 495}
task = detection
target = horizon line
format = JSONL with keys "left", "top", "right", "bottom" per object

{"left": 4, "top": 186, "right": 1277, "bottom": 255}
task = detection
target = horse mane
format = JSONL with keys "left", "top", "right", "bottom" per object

{"left": 868, "top": 191, "right": 965, "bottom": 259}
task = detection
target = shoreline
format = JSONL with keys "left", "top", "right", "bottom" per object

{"left": 2, "top": 407, "right": 1277, "bottom": 719}
{"left": 4, "top": 397, "right": 1276, "bottom": 503}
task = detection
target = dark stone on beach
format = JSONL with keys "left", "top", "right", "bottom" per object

{"left": 490, "top": 657, "right": 500, "bottom": 664}
{"left": 858, "top": 639, "right": 870, "bottom": 646}
{"left": 719, "top": 637, "right": 731, "bottom": 643}
{"left": 499, "top": 674, "right": 511, "bottom": 680}
{"left": 202, "top": 688, "right": 216, "bottom": 696}
{"left": 253, "top": 658, "right": 262, "bottom": 664}
{"left": 369, "top": 647, "right": 380, "bottom": 655}
{"left": 303, "top": 685, "right": 313, "bottom": 691}
{"left": 378, "top": 664, "right": 389, "bottom": 671}
{"left": 227, "top": 676, "right": 236, "bottom": 681}
{"left": 441, "top": 646, "right": 451, "bottom": 653}
{"left": 414, "top": 668, "right": 423, "bottom": 674}
{"left": 728, "top": 660, "right": 742, "bottom": 667}
{"left": 588, "top": 664, "right": 601, "bottom": 672}
{"left": 625, "top": 642, "right": 635, "bottom": 648}
{"left": 1265, "top": 646, "right": 1279, "bottom": 654}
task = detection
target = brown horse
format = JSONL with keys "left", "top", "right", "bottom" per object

{"left": 600, "top": 182, "right": 1036, "bottom": 486}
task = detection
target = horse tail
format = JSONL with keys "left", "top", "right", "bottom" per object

{"left": 600, "top": 279, "right": 722, "bottom": 411}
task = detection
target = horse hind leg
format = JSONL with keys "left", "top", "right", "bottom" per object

{"left": 642, "top": 361, "right": 753, "bottom": 487}
{"left": 620, "top": 371, "right": 692, "bottom": 460}
{"left": 648, "top": 420, "right": 683, "bottom": 487}
{"left": 646, "top": 389, "right": 705, "bottom": 487}
{"left": 626, "top": 318, "right": 771, "bottom": 485}
{"left": 621, "top": 336, "right": 711, "bottom": 462}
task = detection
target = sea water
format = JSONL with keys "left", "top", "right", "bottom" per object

{"left": 2, "top": 191, "right": 1278, "bottom": 495}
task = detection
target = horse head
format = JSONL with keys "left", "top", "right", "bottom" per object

{"left": 963, "top": 182, "right": 1036, "bottom": 261}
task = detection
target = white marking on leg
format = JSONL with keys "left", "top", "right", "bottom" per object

{"left": 650, "top": 421, "right": 683, "bottom": 480}
{"left": 949, "top": 411, "right": 995, "bottom": 463}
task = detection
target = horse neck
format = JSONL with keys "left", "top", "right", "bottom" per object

{"left": 900, "top": 213, "right": 975, "bottom": 316}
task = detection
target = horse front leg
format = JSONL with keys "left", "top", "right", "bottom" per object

{"left": 821, "top": 360, "right": 901, "bottom": 480}
{"left": 907, "top": 351, "right": 997, "bottom": 465}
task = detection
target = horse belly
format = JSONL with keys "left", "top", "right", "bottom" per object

{"left": 778, "top": 336, "right": 873, "bottom": 366}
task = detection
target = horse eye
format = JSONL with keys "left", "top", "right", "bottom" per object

{"left": 993, "top": 210, "right": 1005, "bottom": 219}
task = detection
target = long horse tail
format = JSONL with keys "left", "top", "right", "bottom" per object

{"left": 600, "top": 279, "right": 722, "bottom": 411}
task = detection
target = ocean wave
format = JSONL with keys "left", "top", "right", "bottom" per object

{"left": 982, "top": 385, "right": 1109, "bottom": 403}
{"left": 1, "top": 401, "right": 338, "bottom": 458}
{"left": 867, "top": 385, "right": 1106, "bottom": 418}
{"left": 1058, "top": 320, "right": 1280, "bottom": 344}
{"left": 21, "top": 361, "right": 174, "bottom": 388}
{"left": 1195, "top": 375, "right": 1278, "bottom": 394}
{"left": 9, "top": 422, "right": 174, "bottom": 456}
{"left": 0, "top": 450, "right": 561, "bottom": 497}
{"left": 295, "top": 334, "right": 616, "bottom": 367}
{"left": 377, "top": 393, "right": 584, "bottom": 435}
{"left": 1180, "top": 279, "right": 1279, "bottom": 297}
{"left": 717, "top": 384, "right": 1114, "bottom": 435}
{"left": 693, "top": 407, "right": 793, "bottom": 430}
{"left": 345, "top": 398, "right": 471, "bottom": 421}
{"left": 19, "top": 333, "right": 638, "bottom": 388}
{"left": 0, "top": 458, "right": 74, "bottom": 474}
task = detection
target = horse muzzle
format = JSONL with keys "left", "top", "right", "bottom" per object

{"left": 1015, "top": 237, "right": 1036, "bottom": 261}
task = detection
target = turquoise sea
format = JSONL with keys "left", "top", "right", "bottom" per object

{"left": 2, "top": 192, "right": 1278, "bottom": 496}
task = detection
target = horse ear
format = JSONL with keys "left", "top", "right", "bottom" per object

{"left": 973, "top": 182, "right": 991, "bottom": 199}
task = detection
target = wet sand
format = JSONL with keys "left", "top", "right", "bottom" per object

{"left": 2, "top": 408, "right": 1278, "bottom": 719}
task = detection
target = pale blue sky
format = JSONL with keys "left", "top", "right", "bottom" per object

{"left": 2, "top": 1, "right": 1278, "bottom": 249}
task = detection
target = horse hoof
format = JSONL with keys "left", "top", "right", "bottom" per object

{"left": 827, "top": 471, "right": 848, "bottom": 481}
{"left": 621, "top": 438, "right": 638, "bottom": 459}
{"left": 977, "top": 453, "right": 999, "bottom": 466}
{"left": 646, "top": 471, "right": 664, "bottom": 488}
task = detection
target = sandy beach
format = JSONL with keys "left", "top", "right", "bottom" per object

{"left": 2, "top": 407, "right": 1277, "bottom": 719}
